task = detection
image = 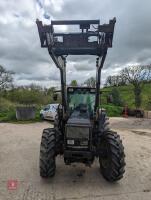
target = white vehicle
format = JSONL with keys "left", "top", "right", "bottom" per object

{"left": 40, "top": 104, "right": 59, "bottom": 121}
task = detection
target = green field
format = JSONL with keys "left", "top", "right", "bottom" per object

{"left": 101, "top": 82, "right": 151, "bottom": 110}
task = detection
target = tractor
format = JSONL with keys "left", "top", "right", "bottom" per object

{"left": 36, "top": 18, "right": 125, "bottom": 182}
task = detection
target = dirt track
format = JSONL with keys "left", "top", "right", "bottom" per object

{"left": 0, "top": 117, "right": 151, "bottom": 200}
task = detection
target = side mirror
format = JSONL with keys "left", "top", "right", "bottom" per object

{"left": 53, "top": 94, "right": 58, "bottom": 101}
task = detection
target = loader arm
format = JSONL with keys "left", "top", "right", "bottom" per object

{"left": 36, "top": 18, "right": 116, "bottom": 116}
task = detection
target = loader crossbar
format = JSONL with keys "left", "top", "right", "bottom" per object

{"left": 36, "top": 18, "right": 116, "bottom": 56}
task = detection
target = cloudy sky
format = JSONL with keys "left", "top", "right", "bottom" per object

{"left": 0, "top": 0, "right": 151, "bottom": 88}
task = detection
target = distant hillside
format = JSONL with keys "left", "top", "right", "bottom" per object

{"left": 101, "top": 82, "right": 151, "bottom": 109}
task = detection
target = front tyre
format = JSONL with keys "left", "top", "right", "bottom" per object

{"left": 99, "top": 131, "right": 125, "bottom": 182}
{"left": 40, "top": 128, "right": 56, "bottom": 178}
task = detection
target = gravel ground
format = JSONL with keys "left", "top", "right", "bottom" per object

{"left": 0, "top": 117, "right": 151, "bottom": 200}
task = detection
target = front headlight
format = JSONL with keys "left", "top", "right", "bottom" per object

{"left": 67, "top": 139, "right": 74, "bottom": 145}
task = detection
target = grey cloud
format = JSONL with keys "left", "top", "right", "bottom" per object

{"left": 0, "top": 0, "right": 151, "bottom": 87}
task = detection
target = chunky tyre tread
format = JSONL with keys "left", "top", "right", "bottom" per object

{"left": 99, "top": 112, "right": 110, "bottom": 134}
{"left": 40, "top": 128, "right": 56, "bottom": 178}
{"left": 99, "top": 131, "right": 125, "bottom": 182}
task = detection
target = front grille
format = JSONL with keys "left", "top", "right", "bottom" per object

{"left": 66, "top": 125, "right": 90, "bottom": 149}
{"left": 66, "top": 126, "right": 89, "bottom": 139}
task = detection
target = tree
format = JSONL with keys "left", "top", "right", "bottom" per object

{"left": 0, "top": 65, "right": 14, "bottom": 90}
{"left": 109, "top": 88, "right": 123, "bottom": 106}
{"left": 120, "top": 65, "right": 151, "bottom": 108}
{"left": 105, "top": 75, "right": 118, "bottom": 87}
{"left": 105, "top": 75, "right": 127, "bottom": 87}
{"left": 104, "top": 75, "right": 112, "bottom": 87}
{"left": 84, "top": 77, "right": 96, "bottom": 87}
{"left": 46, "top": 87, "right": 56, "bottom": 95}
{"left": 70, "top": 80, "right": 78, "bottom": 86}
{"left": 146, "top": 95, "right": 151, "bottom": 110}
{"left": 27, "top": 83, "right": 43, "bottom": 91}
{"left": 8, "top": 88, "right": 41, "bottom": 105}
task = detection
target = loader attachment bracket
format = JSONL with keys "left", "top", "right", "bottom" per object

{"left": 36, "top": 18, "right": 116, "bottom": 56}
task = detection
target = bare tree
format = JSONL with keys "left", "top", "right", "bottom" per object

{"left": 106, "top": 75, "right": 120, "bottom": 86}
{"left": 104, "top": 75, "right": 112, "bottom": 87}
{"left": 84, "top": 77, "right": 96, "bottom": 87}
{"left": 105, "top": 75, "right": 127, "bottom": 87}
{"left": 120, "top": 65, "right": 151, "bottom": 108}
{"left": 0, "top": 65, "right": 14, "bottom": 90}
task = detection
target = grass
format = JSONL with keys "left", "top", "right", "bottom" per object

{"left": 0, "top": 98, "right": 16, "bottom": 122}
{"left": 101, "top": 82, "right": 151, "bottom": 109}
{"left": 0, "top": 98, "right": 42, "bottom": 123}
{"left": 0, "top": 109, "right": 42, "bottom": 123}
{"left": 100, "top": 104, "right": 123, "bottom": 117}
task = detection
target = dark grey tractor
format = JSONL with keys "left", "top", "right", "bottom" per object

{"left": 36, "top": 18, "right": 125, "bottom": 182}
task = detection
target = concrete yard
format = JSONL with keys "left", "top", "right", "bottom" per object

{"left": 0, "top": 117, "right": 151, "bottom": 200}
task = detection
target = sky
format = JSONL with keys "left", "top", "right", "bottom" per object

{"left": 0, "top": 0, "right": 151, "bottom": 88}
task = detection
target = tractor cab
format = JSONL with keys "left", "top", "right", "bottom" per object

{"left": 67, "top": 87, "right": 96, "bottom": 119}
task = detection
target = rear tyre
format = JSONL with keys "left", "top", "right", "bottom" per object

{"left": 99, "top": 131, "right": 125, "bottom": 182}
{"left": 40, "top": 128, "right": 56, "bottom": 178}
